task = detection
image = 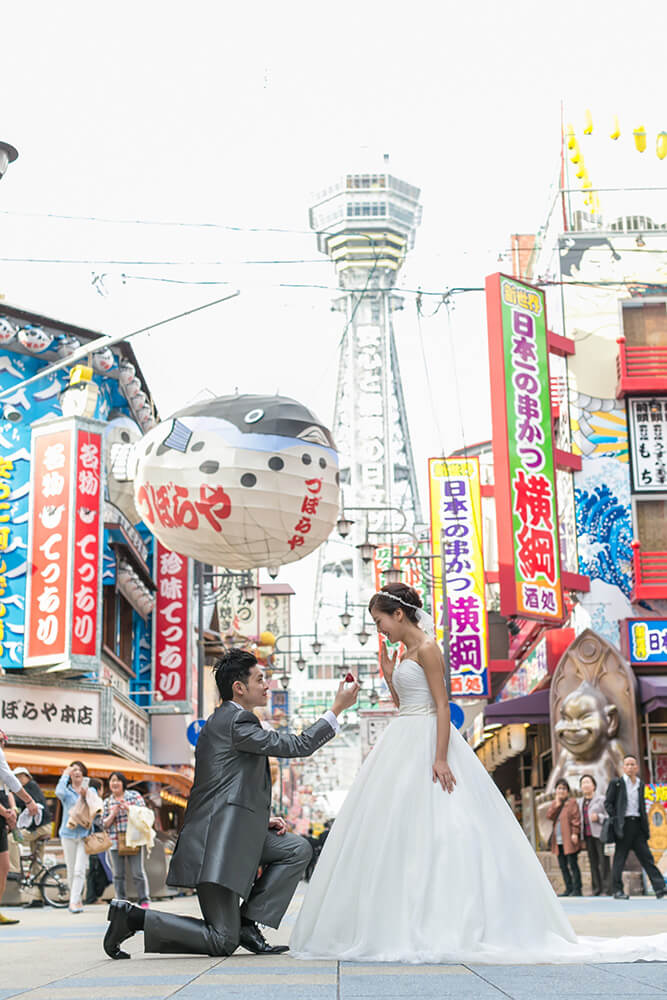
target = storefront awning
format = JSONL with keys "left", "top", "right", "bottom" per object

{"left": 5, "top": 747, "right": 192, "bottom": 796}
{"left": 484, "top": 688, "right": 550, "bottom": 725}
{"left": 639, "top": 676, "right": 667, "bottom": 714}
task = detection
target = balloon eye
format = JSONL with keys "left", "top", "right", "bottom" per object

{"left": 244, "top": 409, "right": 264, "bottom": 424}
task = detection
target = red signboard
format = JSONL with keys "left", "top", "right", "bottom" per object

{"left": 25, "top": 427, "right": 74, "bottom": 665}
{"left": 153, "top": 540, "right": 191, "bottom": 706}
{"left": 71, "top": 430, "right": 103, "bottom": 658}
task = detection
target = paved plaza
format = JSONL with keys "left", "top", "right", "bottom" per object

{"left": 1, "top": 889, "right": 667, "bottom": 999}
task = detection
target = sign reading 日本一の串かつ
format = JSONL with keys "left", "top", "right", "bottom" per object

{"left": 429, "top": 457, "right": 489, "bottom": 697}
{"left": 485, "top": 274, "right": 563, "bottom": 623}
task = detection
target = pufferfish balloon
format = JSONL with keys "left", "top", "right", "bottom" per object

{"left": 133, "top": 394, "right": 340, "bottom": 569}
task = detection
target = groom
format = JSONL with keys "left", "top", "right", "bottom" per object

{"left": 104, "top": 648, "right": 359, "bottom": 959}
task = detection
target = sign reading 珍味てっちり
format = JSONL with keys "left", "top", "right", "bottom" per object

{"left": 485, "top": 273, "right": 563, "bottom": 623}
{"left": 429, "top": 457, "right": 489, "bottom": 697}
{"left": 153, "top": 541, "right": 192, "bottom": 711}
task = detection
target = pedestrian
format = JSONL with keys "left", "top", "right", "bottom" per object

{"left": 56, "top": 761, "right": 99, "bottom": 914}
{"left": 605, "top": 754, "right": 666, "bottom": 900}
{"left": 102, "top": 772, "right": 150, "bottom": 909}
{"left": 0, "top": 730, "right": 39, "bottom": 925}
{"left": 13, "top": 767, "right": 51, "bottom": 879}
{"left": 546, "top": 779, "right": 582, "bottom": 897}
{"left": 579, "top": 774, "right": 611, "bottom": 896}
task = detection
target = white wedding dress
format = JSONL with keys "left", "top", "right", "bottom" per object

{"left": 290, "top": 658, "right": 667, "bottom": 964}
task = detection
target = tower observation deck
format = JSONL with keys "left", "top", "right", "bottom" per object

{"left": 309, "top": 170, "right": 424, "bottom": 646}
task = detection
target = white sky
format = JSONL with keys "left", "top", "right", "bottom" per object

{"left": 2, "top": 0, "right": 667, "bottom": 633}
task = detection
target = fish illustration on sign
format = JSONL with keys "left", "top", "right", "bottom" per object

{"left": 133, "top": 394, "right": 340, "bottom": 569}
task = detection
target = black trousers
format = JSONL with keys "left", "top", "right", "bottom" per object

{"left": 144, "top": 831, "right": 312, "bottom": 956}
{"left": 557, "top": 845, "right": 582, "bottom": 894}
{"left": 584, "top": 835, "right": 610, "bottom": 894}
{"left": 611, "top": 817, "right": 665, "bottom": 895}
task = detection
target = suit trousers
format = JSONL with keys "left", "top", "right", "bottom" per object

{"left": 557, "top": 845, "right": 582, "bottom": 895}
{"left": 583, "top": 835, "right": 610, "bottom": 894}
{"left": 611, "top": 817, "right": 665, "bottom": 895}
{"left": 144, "top": 831, "right": 312, "bottom": 956}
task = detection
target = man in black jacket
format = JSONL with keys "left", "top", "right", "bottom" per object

{"left": 604, "top": 754, "right": 666, "bottom": 900}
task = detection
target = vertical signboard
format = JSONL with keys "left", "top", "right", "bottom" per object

{"left": 485, "top": 273, "right": 563, "bottom": 622}
{"left": 628, "top": 397, "right": 667, "bottom": 492}
{"left": 153, "top": 540, "right": 192, "bottom": 710}
{"left": 71, "top": 429, "right": 103, "bottom": 663}
{"left": 429, "top": 457, "right": 489, "bottom": 697}
{"left": 25, "top": 426, "right": 75, "bottom": 666}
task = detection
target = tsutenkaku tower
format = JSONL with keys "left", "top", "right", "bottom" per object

{"left": 309, "top": 168, "right": 424, "bottom": 642}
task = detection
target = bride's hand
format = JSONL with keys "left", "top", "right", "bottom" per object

{"left": 433, "top": 760, "right": 456, "bottom": 793}
{"left": 380, "top": 642, "right": 397, "bottom": 678}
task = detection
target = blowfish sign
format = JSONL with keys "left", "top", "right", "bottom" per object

{"left": 429, "top": 458, "right": 489, "bottom": 697}
{"left": 24, "top": 418, "right": 104, "bottom": 669}
{"left": 485, "top": 274, "right": 563, "bottom": 623}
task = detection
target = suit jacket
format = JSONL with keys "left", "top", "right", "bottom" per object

{"left": 546, "top": 797, "right": 581, "bottom": 855}
{"left": 578, "top": 794, "right": 607, "bottom": 840}
{"left": 167, "top": 702, "right": 335, "bottom": 899}
{"left": 604, "top": 776, "right": 649, "bottom": 840}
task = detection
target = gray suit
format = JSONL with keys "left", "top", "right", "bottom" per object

{"left": 144, "top": 701, "right": 336, "bottom": 955}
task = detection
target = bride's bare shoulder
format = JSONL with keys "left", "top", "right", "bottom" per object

{"left": 415, "top": 638, "right": 441, "bottom": 664}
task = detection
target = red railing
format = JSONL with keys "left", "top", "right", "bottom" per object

{"left": 632, "top": 541, "right": 667, "bottom": 600}
{"left": 617, "top": 338, "right": 667, "bottom": 398}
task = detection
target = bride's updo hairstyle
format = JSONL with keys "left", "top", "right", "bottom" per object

{"left": 368, "top": 583, "right": 422, "bottom": 624}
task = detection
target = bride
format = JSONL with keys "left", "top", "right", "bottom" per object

{"left": 290, "top": 582, "right": 667, "bottom": 965}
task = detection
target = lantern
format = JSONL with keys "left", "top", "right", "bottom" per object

{"left": 105, "top": 415, "right": 143, "bottom": 524}
{"left": 583, "top": 109, "right": 593, "bottom": 135}
{"left": 657, "top": 132, "right": 667, "bottom": 161}
{"left": 92, "top": 346, "right": 115, "bottom": 373}
{"left": 0, "top": 318, "right": 16, "bottom": 345}
{"left": 17, "top": 325, "right": 52, "bottom": 353}
{"left": 56, "top": 335, "right": 81, "bottom": 359}
{"left": 133, "top": 393, "right": 340, "bottom": 569}
{"left": 566, "top": 124, "right": 576, "bottom": 150}
{"left": 610, "top": 115, "right": 621, "bottom": 140}
{"left": 633, "top": 127, "right": 647, "bottom": 153}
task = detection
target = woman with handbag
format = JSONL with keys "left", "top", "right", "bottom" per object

{"left": 102, "top": 772, "right": 150, "bottom": 909}
{"left": 546, "top": 779, "right": 583, "bottom": 897}
{"left": 56, "top": 760, "right": 99, "bottom": 913}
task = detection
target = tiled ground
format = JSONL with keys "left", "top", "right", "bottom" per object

{"left": 1, "top": 890, "right": 667, "bottom": 998}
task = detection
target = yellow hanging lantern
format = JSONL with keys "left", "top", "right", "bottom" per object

{"left": 583, "top": 109, "right": 593, "bottom": 135}
{"left": 634, "top": 127, "right": 647, "bottom": 152}
{"left": 566, "top": 124, "right": 577, "bottom": 150}
{"left": 570, "top": 141, "right": 582, "bottom": 164}
{"left": 610, "top": 115, "right": 621, "bottom": 140}
{"left": 582, "top": 176, "right": 592, "bottom": 190}
{"left": 657, "top": 132, "right": 667, "bottom": 160}
{"left": 575, "top": 161, "right": 586, "bottom": 180}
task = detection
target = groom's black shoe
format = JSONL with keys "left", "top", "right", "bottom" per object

{"left": 239, "top": 921, "right": 289, "bottom": 955}
{"left": 104, "top": 900, "right": 144, "bottom": 959}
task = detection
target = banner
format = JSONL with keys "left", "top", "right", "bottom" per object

{"left": 153, "top": 541, "right": 192, "bottom": 710}
{"left": 70, "top": 428, "right": 103, "bottom": 661}
{"left": 429, "top": 457, "right": 489, "bottom": 697}
{"left": 485, "top": 273, "right": 564, "bottom": 623}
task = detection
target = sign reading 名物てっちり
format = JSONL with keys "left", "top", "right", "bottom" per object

{"left": 153, "top": 541, "right": 192, "bottom": 709}
{"left": 485, "top": 273, "right": 563, "bottom": 623}
{"left": 429, "top": 457, "right": 489, "bottom": 698}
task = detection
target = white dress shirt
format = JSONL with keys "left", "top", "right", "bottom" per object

{"left": 623, "top": 774, "right": 640, "bottom": 816}
{"left": 230, "top": 703, "right": 340, "bottom": 735}
{"left": 0, "top": 745, "right": 21, "bottom": 795}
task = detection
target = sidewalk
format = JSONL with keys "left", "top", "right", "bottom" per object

{"left": 1, "top": 889, "right": 667, "bottom": 999}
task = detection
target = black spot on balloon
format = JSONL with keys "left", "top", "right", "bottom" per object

{"left": 302, "top": 454, "right": 312, "bottom": 465}
{"left": 156, "top": 443, "right": 168, "bottom": 456}
{"left": 191, "top": 441, "right": 205, "bottom": 452}
{"left": 335, "top": 471, "right": 340, "bottom": 484}
{"left": 269, "top": 456, "right": 284, "bottom": 471}
{"left": 241, "top": 473, "right": 257, "bottom": 488}
{"left": 199, "top": 460, "right": 219, "bottom": 474}
{"left": 145, "top": 442, "right": 154, "bottom": 455}
{"left": 319, "top": 457, "right": 327, "bottom": 469}
{"left": 121, "top": 431, "right": 131, "bottom": 443}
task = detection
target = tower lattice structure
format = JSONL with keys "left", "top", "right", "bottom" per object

{"left": 309, "top": 169, "right": 424, "bottom": 646}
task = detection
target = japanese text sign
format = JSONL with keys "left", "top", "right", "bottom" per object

{"left": 0, "top": 680, "right": 101, "bottom": 742}
{"left": 153, "top": 541, "right": 192, "bottom": 710}
{"left": 485, "top": 273, "right": 563, "bottom": 623}
{"left": 626, "top": 619, "right": 667, "bottom": 665}
{"left": 71, "top": 430, "right": 103, "bottom": 660}
{"left": 429, "top": 457, "right": 489, "bottom": 697}
{"left": 25, "top": 426, "right": 74, "bottom": 666}
{"left": 628, "top": 397, "right": 667, "bottom": 493}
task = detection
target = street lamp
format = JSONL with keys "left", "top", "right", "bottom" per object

{"left": 384, "top": 565, "right": 403, "bottom": 585}
{"left": 336, "top": 514, "right": 354, "bottom": 538}
{"left": 369, "top": 687, "right": 380, "bottom": 706}
{"left": 267, "top": 566, "right": 279, "bottom": 580}
{"left": 240, "top": 578, "right": 259, "bottom": 603}
{"left": 296, "top": 645, "right": 307, "bottom": 671}
{"left": 0, "top": 141, "right": 18, "bottom": 181}
{"left": 357, "top": 624, "right": 370, "bottom": 646}
{"left": 280, "top": 673, "right": 290, "bottom": 690}
{"left": 356, "top": 539, "right": 376, "bottom": 564}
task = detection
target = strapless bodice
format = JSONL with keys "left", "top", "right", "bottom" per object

{"left": 393, "top": 658, "right": 437, "bottom": 716}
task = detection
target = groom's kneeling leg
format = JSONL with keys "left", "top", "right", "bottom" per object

{"left": 242, "top": 832, "right": 312, "bottom": 929}
{"left": 143, "top": 883, "right": 240, "bottom": 956}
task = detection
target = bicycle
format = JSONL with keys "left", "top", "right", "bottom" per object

{"left": 10, "top": 841, "right": 70, "bottom": 908}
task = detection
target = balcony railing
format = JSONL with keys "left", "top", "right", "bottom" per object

{"left": 617, "top": 338, "right": 667, "bottom": 398}
{"left": 632, "top": 541, "right": 667, "bottom": 600}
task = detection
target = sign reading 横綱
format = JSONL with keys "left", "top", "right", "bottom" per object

{"left": 153, "top": 540, "right": 192, "bottom": 712}
{"left": 24, "top": 417, "right": 105, "bottom": 671}
{"left": 485, "top": 274, "right": 563, "bottom": 623}
{"left": 429, "top": 458, "right": 489, "bottom": 697}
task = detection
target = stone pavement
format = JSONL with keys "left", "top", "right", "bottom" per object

{"left": 1, "top": 888, "right": 667, "bottom": 999}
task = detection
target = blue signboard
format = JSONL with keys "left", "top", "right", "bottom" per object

{"left": 627, "top": 619, "right": 667, "bottom": 665}
{"left": 186, "top": 718, "right": 207, "bottom": 746}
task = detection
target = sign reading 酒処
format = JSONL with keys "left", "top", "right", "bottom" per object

{"left": 429, "top": 457, "right": 489, "bottom": 697}
{"left": 485, "top": 273, "right": 563, "bottom": 623}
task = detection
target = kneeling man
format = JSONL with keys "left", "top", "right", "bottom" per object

{"left": 104, "top": 648, "right": 358, "bottom": 958}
